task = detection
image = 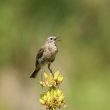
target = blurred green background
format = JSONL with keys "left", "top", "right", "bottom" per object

{"left": 0, "top": 0, "right": 110, "bottom": 110}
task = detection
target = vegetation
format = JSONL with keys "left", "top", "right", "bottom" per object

{"left": 0, "top": 0, "right": 110, "bottom": 110}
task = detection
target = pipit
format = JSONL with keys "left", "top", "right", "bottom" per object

{"left": 30, "top": 36, "right": 58, "bottom": 78}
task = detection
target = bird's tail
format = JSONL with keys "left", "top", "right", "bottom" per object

{"left": 30, "top": 63, "right": 41, "bottom": 78}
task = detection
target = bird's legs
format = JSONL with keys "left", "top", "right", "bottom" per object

{"left": 48, "top": 63, "right": 54, "bottom": 76}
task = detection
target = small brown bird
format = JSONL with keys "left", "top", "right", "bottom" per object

{"left": 30, "top": 36, "right": 58, "bottom": 78}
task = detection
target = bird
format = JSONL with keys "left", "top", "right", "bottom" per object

{"left": 30, "top": 36, "right": 58, "bottom": 78}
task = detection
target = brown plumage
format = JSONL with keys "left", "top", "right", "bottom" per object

{"left": 30, "top": 36, "right": 58, "bottom": 78}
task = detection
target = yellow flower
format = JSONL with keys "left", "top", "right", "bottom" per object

{"left": 39, "top": 71, "right": 66, "bottom": 110}
{"left": 54, "top": 71, "right": 64, "bottom": 85}
{"left": 40, "top": 93, "right": 47, "bottom": 105}
{"left": 40, "top": 99, "right": 45, "bottom": 105}
{"left": 56, "top": 89, "right": 62, "bottom": 96}
{"left": 54, "top": 71, "right": 60, "bottom": 80}
{"left": 40, "top": 81, "right": 46, "bottom": 87}
{"left": 40, "top": 71, "right": 64, "bottom": 87}
{"left": 57, "top": 74, "right": 63, "bottom": 82}
{"left": 58, "top": 94, "right": 64, "bottom": 102}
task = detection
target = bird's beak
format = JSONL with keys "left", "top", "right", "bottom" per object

{"left": 56, "top": 36, "right": 61, "bottom": 42}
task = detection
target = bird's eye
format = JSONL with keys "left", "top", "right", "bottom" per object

{"left": 50, "top": 38, "right": 53, "bottom": 40}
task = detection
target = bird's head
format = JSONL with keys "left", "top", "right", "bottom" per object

{"left": 47, "top": 36, "right": 61, "bottom": 43}
{"left": 47, "top": 36, "right": 57, "bottom": 43}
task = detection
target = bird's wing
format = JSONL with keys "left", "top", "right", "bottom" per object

{"left": 36, "top": 48, "right": 44, "bottom": 60}
{"left": 35, "top": 47, "right": 44, "bottom": 66}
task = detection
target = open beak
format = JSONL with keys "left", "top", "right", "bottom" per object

{"left": 56, "top": 36, "right": 61, "bottom": 41}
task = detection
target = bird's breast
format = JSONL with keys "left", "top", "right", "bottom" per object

{"left": 43, "top": 45, "right": 57, "bottom": 60}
